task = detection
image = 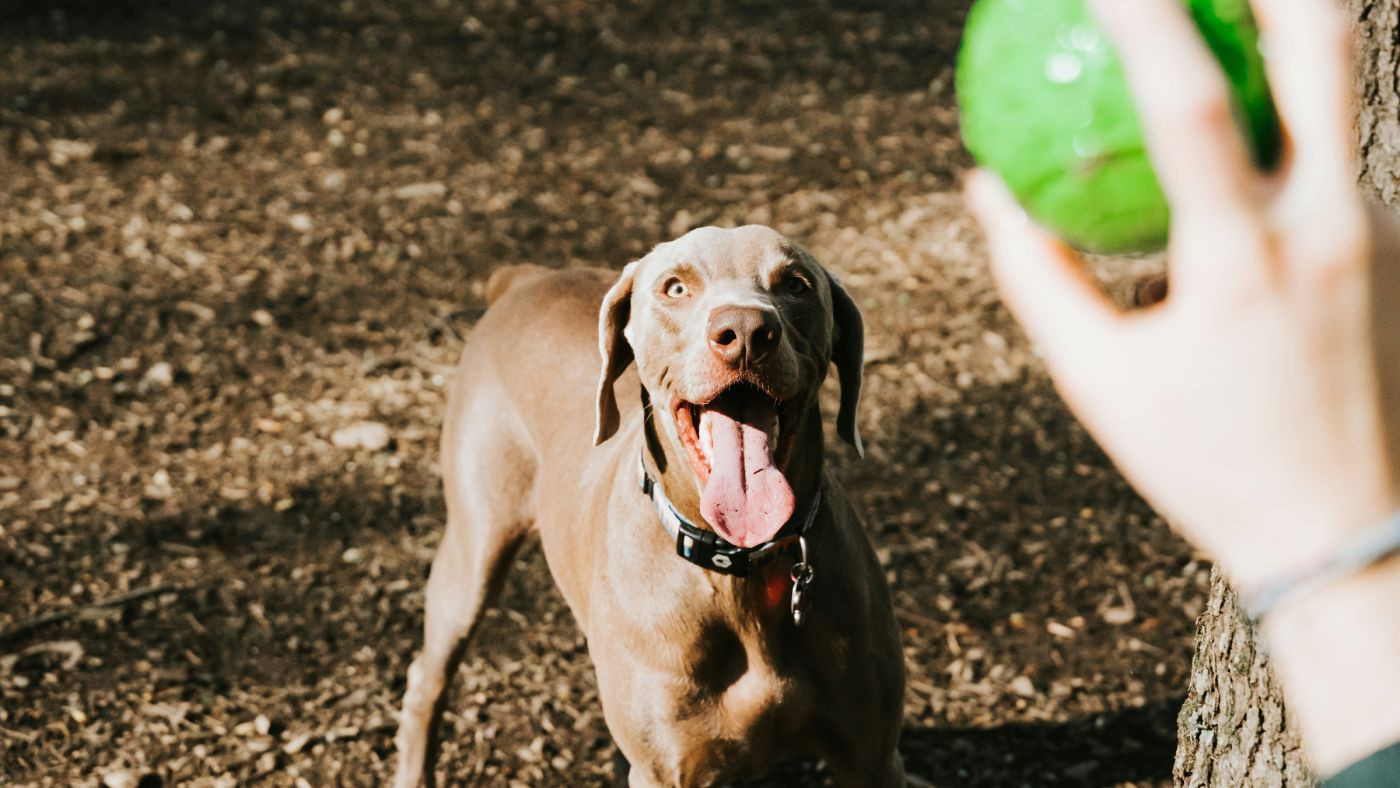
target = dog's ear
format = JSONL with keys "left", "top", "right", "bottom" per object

{"left": 827, "top": 272, "right": 865, "bottom": 458}
{"left": 594, "top": 262, "right": 639, "bottom": 445}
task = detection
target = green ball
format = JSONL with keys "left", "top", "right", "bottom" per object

{"left": 956, "top": 0, "right": 1282, "bottom": 254}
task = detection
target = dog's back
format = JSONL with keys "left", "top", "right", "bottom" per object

{"left": 437, "top": 264, "right": 634, "bottom": 612}
{"left": 483, "top": 263, "right": 550, "bottom": 306}
{"left": 451, "top": 264, "right": 620, "bottom": 463}
{"left": 396, "top": 264, "right": 630, "bottom": 787}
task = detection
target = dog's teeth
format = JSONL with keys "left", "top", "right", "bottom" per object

{"left": 699, "top": 412, "right": 713, "bottom": 463}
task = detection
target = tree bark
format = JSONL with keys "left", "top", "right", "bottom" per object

{"left": 1354, "top": 0, "right": 1400, "bottom": 208}
{"left": 1173, "top": 3, "right": 1400, "bottom": 785}
{"left": 1173, "top": 568, "right": 1311, "bottom": 785}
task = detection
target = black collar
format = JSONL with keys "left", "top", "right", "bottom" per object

{"left": 639, "top": 454, "right": 823, "bottom": 577}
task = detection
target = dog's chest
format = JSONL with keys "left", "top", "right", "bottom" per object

{"left": 678, "top": 619, "right": 810, "bottom": 726}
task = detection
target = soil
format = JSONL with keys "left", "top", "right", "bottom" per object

{"left": 0, "top": 0, "right": 1201, "bottom": 785}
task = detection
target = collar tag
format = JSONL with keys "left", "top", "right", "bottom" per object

{"left": 789, "top": 535, "right": 815, "bottom": 627}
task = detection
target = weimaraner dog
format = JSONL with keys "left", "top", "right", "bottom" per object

{"left": 394, "top": 225, "right": 906, "bottom": 787}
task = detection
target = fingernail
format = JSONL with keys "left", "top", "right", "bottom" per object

{"left": 999, "top": 201, "right": 1029, "bottom": 232}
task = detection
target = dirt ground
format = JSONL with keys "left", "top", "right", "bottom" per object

{"left": 0, "top": 0, "right": 1203, "bottom": 785}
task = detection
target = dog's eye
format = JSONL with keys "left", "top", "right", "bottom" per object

{"left": 782, "top": 272, "right": 812, "bottom": 295}
{"left": 664, "top": 278, "right": 688, "bottom": 299}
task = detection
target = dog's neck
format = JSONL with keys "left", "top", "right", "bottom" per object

{"left": 641, "top": 389, "right": 825, "bottom": 538}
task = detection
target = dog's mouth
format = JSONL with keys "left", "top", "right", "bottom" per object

{"left": 673, "top": 384, "right": 796, "bottom": 548}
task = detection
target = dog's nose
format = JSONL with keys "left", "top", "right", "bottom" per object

{"left": 707, "top": 306, "right": 781, "bottom": 367}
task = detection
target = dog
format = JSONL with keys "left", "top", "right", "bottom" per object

{"left": 394, "top": 225, "right": 906, "bottom": 787}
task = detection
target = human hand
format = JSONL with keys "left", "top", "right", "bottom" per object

{"left": 967, "top": 0, "right": 1397, "bottom": 594}
{"left": 965, "top": 0, "right": 1400, "bottom": 773}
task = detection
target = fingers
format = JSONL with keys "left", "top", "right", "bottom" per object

{"left": 1091, "top": 0, "right": 1263, "bottom": 219}
{"left": 966, "top": 171, "right": 1123, "bottom": 372}
{"left": 1250, "top": 0, "right": 1368, "bottom": 268}
{"left": 1091, "top": 0, "right": 1271, "bottom": 296}
{"left": 1251, "top": 0, "right": 1357, "bottom": 192}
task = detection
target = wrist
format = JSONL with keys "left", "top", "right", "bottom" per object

{"left": 1220, "top": 490, "right": 1400, "bottom": 595}
{"left": 1259, "top": 560, "right": 1400, "bottom": 776}
{"left": 1238, "top": 509, "right": 1400, "bottom": 620}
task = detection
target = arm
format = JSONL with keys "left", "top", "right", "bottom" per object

{"left": 967, "top": 0, "right": 1400, "bottom": 775}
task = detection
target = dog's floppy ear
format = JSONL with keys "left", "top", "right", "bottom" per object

{"left": 594, "top": 262, "right": 639, "bottom": 445}
{"left": 827, "top": 272, "right": 865, "bottom": 457}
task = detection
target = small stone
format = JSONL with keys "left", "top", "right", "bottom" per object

{"left": 49, "top": 139, "right": 95, "bottom": 166}
{"left": 1100, "top": 606, "right": 1136, "bottom": 626}
{"left": 668, "top": 209, "right": 697, "bottom": 238}
{"left": 1009, "top": 676, "right": 1036, "bottom": 698}
{"left": 143, "top": 362, "right": 174, "bottom": 388}
{"left": 1099, "top": 584, "right": 1137, "bottom": 625}
{"left": 750, "top": 144, "right": 794, "bottom": 162}
{"left": 289, "top": 213, "right": 313, "bottom": 232}
{"left": 283, "top": 732, "right": 313, "bottom": 754}
{"left": 251, "top": 309, "right": 275, "bottom": 327}
{"left": 627, "top": 175, "right": 660, "bottom": 198}
{"left": 102, "top": 770, "right": 138, "bottom": 788}
{"left": 152, "top": 470, "right": 171, "bottom": 487}
{"left": 331, "top": 421, "right": 390, "bottom": 451}
{"left": 393, "top": 181, "right": 447, "bottom": 200}
{"left": 219, "top": 486, "right": 250, "bottom": 501}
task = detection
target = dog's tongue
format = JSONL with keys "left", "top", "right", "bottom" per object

{"left": 700, "top": 404, "right": 795, "bottom": 548}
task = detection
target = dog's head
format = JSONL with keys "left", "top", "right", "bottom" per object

{"left": 593, "top": 225, "right": 864, "bottom": 547}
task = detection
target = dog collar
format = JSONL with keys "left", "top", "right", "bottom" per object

{"left": 639, "top": 454, "right": 822, "bottom": 579}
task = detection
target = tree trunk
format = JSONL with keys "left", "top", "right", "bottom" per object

{"left": 1173, "top": 2, "right": 1400, "bottom": 785}
{"left": 1172, "top": 568, "right": 1311, "bottom": 785}
{"left": 1355, "top": 0, "right": 1400, "bottom": 208}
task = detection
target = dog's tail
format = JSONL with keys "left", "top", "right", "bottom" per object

{"left": 484, "top": 264, "right": 550, "bottom": 306}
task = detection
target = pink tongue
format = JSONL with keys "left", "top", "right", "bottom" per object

{"left": 700, "top": 408, "right": 795, "bottom": 548}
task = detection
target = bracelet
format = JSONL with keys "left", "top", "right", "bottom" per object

{"left": 1243, "top": 510, "right": 1400, "bottom": 621}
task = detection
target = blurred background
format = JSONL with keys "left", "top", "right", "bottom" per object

{"left": 0, "top": 0, "right": 1196, "bottom": 784}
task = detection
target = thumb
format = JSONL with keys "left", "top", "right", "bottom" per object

{"left": 965, "top": 170, "right": 1123, "bottom": 379}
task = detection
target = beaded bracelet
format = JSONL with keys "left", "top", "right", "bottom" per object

{"left": 1244, "top": 510, "right": 1400, "bottom": 621}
